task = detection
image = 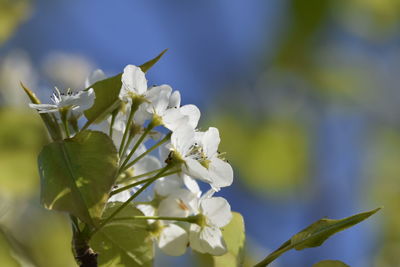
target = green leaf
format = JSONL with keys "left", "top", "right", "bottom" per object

{"left": 139, "top": 48, "right": 168, "bottom": 73}
{"left": 38, "top": 130, "right": 118, "bottom": 226}
{"left": 195, "top": 212, "right": 246, "bottom": 267}
{"left": 83, "top": 73, "right": 123, "bottom": 126}
{"left": 83, "top": 49, "right": 168, "bottom": 126}
{"left": 291, "top": 208, "right": 380, "bottom": 250}
{"left": 312, "top": 260, "right": 350, "bottom": 267}
{"left": 90, "top": 202, "right": 153, "bottom": 267}
{"left": 254, "top": 208, "right": 380, "bottom": 267}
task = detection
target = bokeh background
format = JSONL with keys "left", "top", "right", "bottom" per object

{"left": 1, "top": 0, "right": 399, "bottom": 266}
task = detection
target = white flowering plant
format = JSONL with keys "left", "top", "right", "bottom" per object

{"left": 23, "top": 50, "right": 380, "bottom": 267}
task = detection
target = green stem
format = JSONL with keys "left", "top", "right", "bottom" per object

{"left": 60, "top": 110, "right": 71, "bottom": 138}
{"left": 109, "top": 109, "right": 118, "bottom": 137}
{"left": 119, "top": 103, "right": 139, "bottom": 157}
{"left": 70, "top": 215, "right": 80, "bottom": 234}
{"left": 120, "top": 132, "right": 171, "bottom": 173}
{"left": 119, "top": 134, "right": 134, "bottom": 160}
{"left": 69, "top": 116, "right": 79, "bottom": 134}
{"left": 118, "top": 167, "right": 172, "bottom": 184}
{"left": 119, "top": 124, "right": 154, "bottom": 170}
{"left": 253, "top": 241, "right": 293, "bottom": 267}
{"left": 92, "top": 165, "right": 173, "bottom": 237}
{"left": 110, "top": 169, "right": 180, "bottom": 196}
{"left": 50, "top": 113, "right": 64, "bottom": 140}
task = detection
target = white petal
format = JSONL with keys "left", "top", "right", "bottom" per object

{"left": 112, "top": 112, "right": 127, "bottom": 132}
{"left": 200, "top": 197, "right": 232, "bottom": 228}
{"left": 134, "top": 155, "right": 161, "bottom": 176}
{"left": 179, "top": 104, "right": 201, "bottom": 129}
{"left": 168, "top": 90, "right": 181, "bottom": 108}
{"left": 163, "top": 108, "right": 187, "bottom": 131}
{"left": 171, "top": 126, "right": 195, "bottom": 155}
{"left": 121, "top": 65, "right": 147, "bottom": 96}
{"left": 108, "top": 190, "right": 131, "bottom": 202}
{"left": 158, "top": 189, "right": 197, "bottom": 217}
{"left": 154, "top": 174, "right": 183, "bottom": 197}
{"left": 134, "top": 104, "right": 151, "bottom": 125}
{"left": 183, "top": 158, "right": 212, "bottom": 184}
{"left": 159, "top": 142, "right": 171, "bottom": 162}
{"left": 209, "top": 157, "right": 233, "bottom": 189}
{"left": 146, "top": 85, "right": 172, "bottom": 115}
{"left": 136, "top": 204, "right": 155, "bottom": 219}
{"left": 201, "top": 127, "right": 220, "bottom": 158}
{"left": 182, "top": 174, "right": 201, "bottom": 196}
{"left": 189, "top": 225, "right": 227, "bottom": 256}
{"left": 198, "top": 226, "right": 227, "bottom": 256}
{"left": 189, "top": 224, "right": 206, "bottom": 254}
{"left": 200, "top": 188, "right": 216, "bottom": 200}
{"left": 85, "top": 69, "right": 105, "bottom": 88}
{"left": 158, "top": 197, "right": 188, "bottom": 218}
{"left": 158, "top": 224, "right": 188, "bottom": 256}
{"left": 74, "top": 88, "right": 95, "bottom": 114}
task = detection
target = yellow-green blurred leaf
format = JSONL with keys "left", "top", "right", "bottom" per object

{"left": 0, "top": 108, "right": 45, "bottom": 196}
{"left": 0, "top": 0, "right": 32, "bottom": 44}
{"left": 216, "top": 116, "right": 309, "bottom": 196}
{"left": 0, "top": 229, "right": 22, "bottom": 267}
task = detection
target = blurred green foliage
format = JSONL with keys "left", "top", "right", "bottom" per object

{"left": 0, "top": 109, "right": 44, "bottom": 196}
{"left": 215, "top": 115, "right": 309, "bottom": 197}
{"left": 0, "top": 0, "right": 32, "bottom": 45}
{"left": 0, "top": 109, "right": 76, "bottom": 266}
{"left": 369, "top": 129, "right": 400, "bottom": 267}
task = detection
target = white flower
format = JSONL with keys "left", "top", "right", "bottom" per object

{"left": 157, "top": 142, "right": 202, "bottom": 196}
{"left": 189, "top": 195, "right": 232, "bottom": 256}
{"left": 155, "top": 173, "right": 201, "bottom": 197}
{"left": 137, "top": 204, "right": 189, "bottom": 256}
{"left": 170, "top": 126, "right": 213, "bottom": 184}
{"left": 157, "top": 223, "right": 189, "bottom": 256}
{"left": 157, "top": 189, "right": 198, "bottom": 218}
{"left": 97, "top": 111, "right": 126, "bottom": 146}
{"left": 29, "top": 87, "right": 95, "bottom": 116}
{"left": 145, "top": 85, "right": 199, "bottom": 131}
{"left": 119, "top": 65, "right": 148, "bottom": 102}
{"left": 169, "top": 126, "right": 233, "bottom": 190}
{"left": 108, "top": 189, "right": 132, "bottom": 202}
{"left": 167, "top": 90, "right": 200, "bottom": 129}
{"left": 194, "top": 127, "right": 233, "bottom": 190}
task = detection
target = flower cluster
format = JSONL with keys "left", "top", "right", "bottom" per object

{"left": 29, "top": 64, "right": 234, "bottom": 257}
